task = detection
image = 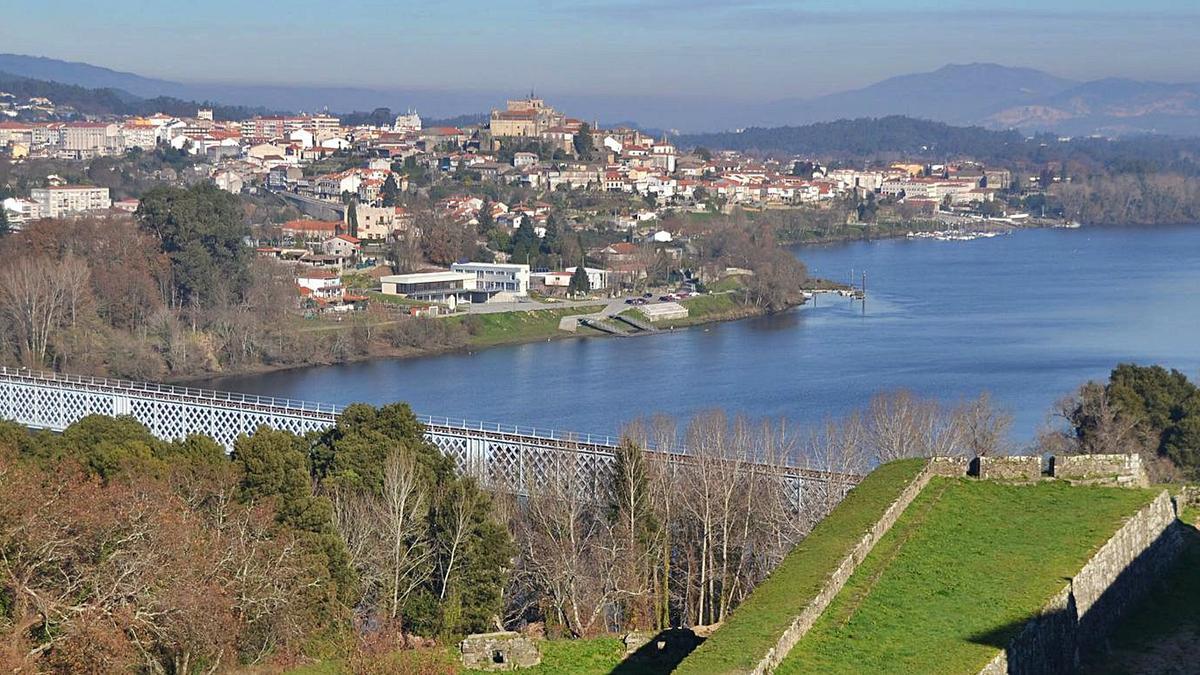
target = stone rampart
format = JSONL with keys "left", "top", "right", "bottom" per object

{"left": 975, "top": 455, "right": 1042, "bottom": 482}
{"left": 978, "top": 490, "right": 1183, "bottom": 675}
{"left": 1050, "top": 454, "right": 1149, "bottom": 488}
{"left": 928, "top": 456, "right": 970, "bottom": 477}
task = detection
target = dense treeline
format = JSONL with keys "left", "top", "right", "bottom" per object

{"left": 678, "top": 115, "right": 1200, "bottom": 178}
{"left": 678, "top": 116, "right": 1027, "bottom": 161}
{"left": 1049, "top": 364, "right": 1200, "bottom": 480}
{"left": 1051, "top": 174, "right": 1200, "bottom": 225}
{"left": 0, "top": 402, "right": 509, "bottom": 671}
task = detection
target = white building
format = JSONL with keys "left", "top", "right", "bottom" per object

{"left": 450, "top": 261, "right": 530, "bottom": 299}
{"left": 213, "top": 170, "right": 244, "bottom": 194}
{"left": 380, "top": 271, "right": 477, "bottom": 310}
{"left": 2, "top": 197, "right": 41, "bottom": 227}
{"left": 29, "top": 185, "right": 111, "bottom": 218}
{"left": 394, "top": 111, "right": 422, "bottom": 132}
{"left": 296, "top": 270, "right": 343, "bottom": 302}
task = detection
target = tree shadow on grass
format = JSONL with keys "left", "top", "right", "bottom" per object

{"left": 967, "top": 517, "right": 1186, "bottom": 674}
{"left": 610, "top": 629, "right": 704, "bottom": 675}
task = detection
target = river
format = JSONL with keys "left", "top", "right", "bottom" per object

{"left": 199, "top": 226, "right": 1200, "bottom": 443}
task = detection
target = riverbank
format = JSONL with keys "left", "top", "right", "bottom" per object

{"left": 170, "top": 292, "right": 802, "bottom": 386}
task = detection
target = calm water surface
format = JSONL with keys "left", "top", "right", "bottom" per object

{"left": 200, "top": 226, "right": 1200, "bottom": 441}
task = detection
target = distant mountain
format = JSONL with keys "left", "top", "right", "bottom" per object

{"left": 0, "top": 70, "right": 273, "bottom": 120}
{"left": 759, "top": 64, "right": 1077, "bottom": 128}
{"left": 986, "top": 77, "right": 1200, "bottom": 136}
{"left": 756, "top": 64, "right": 1200, "bottom": 137}
{"left": 678, "top": 116, "right": 1028, "bottom": 160}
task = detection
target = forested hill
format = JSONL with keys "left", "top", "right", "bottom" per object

{"left": 0, "top": 71, "right": 274, "bottom": 120}
{"left": 678, "top": 116, "right": 1026, "bottom": 159}
{"left": 678, "top": 115, "right": 1200, "bottom": 176}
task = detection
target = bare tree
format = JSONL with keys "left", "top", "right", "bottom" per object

{"left": 436, "top": 482, "right": 479, "bottom": 601}
{"left": 1055, "top": 382, "right": 1144, "bottom": 456}
{"left": 328, "top": 450, "right": 433, "bottom": 623}
{"left": 0, "top": 255, "right": 90, "bottom": 365}
{"left": 379, "top": 451, "right": 433, "bottom": 621}
{"left": 955, "top": 392, "right": 1014, "bottom": 457}
{"left": 866, "top": 390, "right": 964, "bottom": 462}
{"left": 516, "top": 452, "right": 619, "bottom": 637}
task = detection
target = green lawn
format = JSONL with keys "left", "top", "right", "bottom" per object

{"left": 365, "top": 291, "right": 445, "bottom": 308}
{"left": 707, "top": 276, "right": 746, "bottom": 293}
{"left": 463, "top": 637, "right": 628, "bottom": 675}
{"left": 447, "top": 305, "right": 605, "bottom": 347}
{"left": 287, "top": 636, "right": 640, "bottom": 675}
{"left": 676, "top": 459, "right": 928, "bottom": 674}
{"left": 775, "top": 479, "right": 1157, "bottom": 675}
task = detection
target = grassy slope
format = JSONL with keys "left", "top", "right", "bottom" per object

{"left": 776, "top": 479, "right": 1156, "bottom": 675}
{"left": 446, "top": 305, "right": 605, "bottom": 347}
{"left": 676, "top": 459, "right": 927, "bottom": 674}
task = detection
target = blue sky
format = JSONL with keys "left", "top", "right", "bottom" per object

{"left": 4, "top": 0, "right": 1199, "bottom": 99}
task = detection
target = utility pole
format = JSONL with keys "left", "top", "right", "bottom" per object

{"left": 862, "top": 270, "right": 867, "bottom": 316}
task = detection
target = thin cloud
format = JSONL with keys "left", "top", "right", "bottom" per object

{"left": 560, "top": 1, "right": 1200, "bottom": 29}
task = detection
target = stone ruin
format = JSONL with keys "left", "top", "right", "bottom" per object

{"left": 972, "top": 455, "right": 1043, "bottom": 482}
{"left": 937, "top": 453, "right": 1151, "bottom": 487}
{"left": 459, "top": 631, "right": 541, "bottom": 671}
{"left": 1050, "top": 453, "right": 1150, "bottom": 488}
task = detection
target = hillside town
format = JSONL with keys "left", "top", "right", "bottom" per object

{"left": 0, "top": 93, "right": 1026, "bottom": 315}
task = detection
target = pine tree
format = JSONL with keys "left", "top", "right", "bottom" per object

{"left": 381, "top": 174, "right": 399, "bottom": 207}
{"left": 346, "top": 199, "right": 359, "bottom": 238}
{"left": 0, "top": 205, "right": 9, "bottom": 236}
{"left": 574, "top": 123, "right": 594, "bottom": 160}
{"left": 540, "top": 213, "right": 561, "bottom": 256}
{"left": 569, "top": 263, "right": 591, "bottom": 295}
{"left": 511, "top": 218, "right": 538, "bottom": 264}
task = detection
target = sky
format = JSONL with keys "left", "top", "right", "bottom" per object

{"left": 3, "top": 0, "right": 1200, "bottom": 100}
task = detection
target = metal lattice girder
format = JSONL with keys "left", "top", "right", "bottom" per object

{"left": 0, "top": 367, "right": 858, "bottom": 501}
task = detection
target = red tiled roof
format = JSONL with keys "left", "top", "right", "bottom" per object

{"left": 282, "top": 219, "right": 340, "bottom": 232}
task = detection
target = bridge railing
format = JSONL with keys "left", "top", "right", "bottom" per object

{"left": 0, "top": 367, "right": 342, "bottom": 417}
{"left": 1, "top": 367, "right": 856, "bottom": 482}
{"left": 416, "top": 414, "right": 621, "bottom": 448}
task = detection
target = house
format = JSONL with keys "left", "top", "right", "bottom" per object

{"left": 282, "top": 219, "right": 341, "bottom": 240}
{"left": 1, "top": 197, "right": 41, "bottom": 227}
{"left": 352, "top": 205, "right": 414, "bottom": 240}
{"left": 600, "top": 241, "right": 640, "bottom": 264}
{"left": 321, "top": 234, "right": 360, "bottom": 258}
{"left": 512, "top": 151, "right": 539, "bottom": 168}
{"left": 212, "top": 170, "right": 244, "bottom": 194}
{"left": 296, "top": 269, "right": 343, "bottom": 302}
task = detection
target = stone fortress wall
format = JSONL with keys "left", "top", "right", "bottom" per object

{"left": 737, "top": 453, "right": 1180, "bottom": 674}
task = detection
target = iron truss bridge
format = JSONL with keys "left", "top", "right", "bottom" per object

{"left": 0, "top": 367, "right": 856, "bottom": 503}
